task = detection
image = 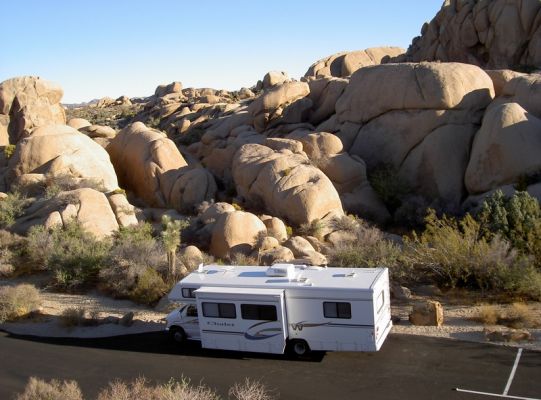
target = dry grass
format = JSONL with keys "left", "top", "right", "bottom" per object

{"left": 15, "top": 377, "right": 83, "bottom": 400}
{"left": 229, "top": 378, "right": 275, "bottom": 400}
{"left": 16, "top": 376, "right": 276, "bottom": 400}
{"left": 97, "top": 377, "right": 219, "bottom": 400}
{"left": 475, "top": 304, "right": 499, "bottom": 325}
{"left": 474, "top": 303, "right": 541, "bottom": 329}
{"left": 0, "top": 284, "right": 41, "bottom": 323}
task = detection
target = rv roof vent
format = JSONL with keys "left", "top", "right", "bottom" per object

{"left": 266, "top": 263, "right": 296, "bottom": 279}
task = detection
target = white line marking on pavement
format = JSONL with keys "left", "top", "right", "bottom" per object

{"left": 504, "top": 348, "right": 523, "bottom": 396}
{"left": 455, "top": 348, "right": 540, "bottom": 400}
{"left": 454, "top": 388, "right": 540, "bottom": 400}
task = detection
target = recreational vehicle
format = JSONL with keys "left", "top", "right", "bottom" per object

{"left": 166, "top": 263, "right": 392, "bottom": 356}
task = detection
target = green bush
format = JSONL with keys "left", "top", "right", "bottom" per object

{"left": 329, "top": 220, "right": 404, "bottom": 279}
{"left": 130, "top": 267, "right": 168, "bottom": 305}
{"left": 3, "top": 144, "right": 16, "bottom": 159}
{"left": 367, "top": 164, "right": 410, "bottom": 212}
{"left": 0, "top": 284, "right": 41, "bottom": 323}
{"left": 99, "top": 224, "right": 168, "bottom": 304}
{"left": 478, "top": 190, "right": 541, "bottom": 264}
{"left": 0, "top": 191, "right": 30, "bottom": 228}
{"left": 403, "top": 209, "right": 541, "bottom": 299}
{"left": 297, "top": 219, "right": 325, "bottom": 240}
{"left": 26, "top": 223, "right": 110, "bottom": 290}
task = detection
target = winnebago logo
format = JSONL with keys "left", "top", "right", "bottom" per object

{"left": 290, "top": 321, "right": 329, "bottom": 331}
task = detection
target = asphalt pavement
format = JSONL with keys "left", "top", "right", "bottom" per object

{"left": 0, "top": 331, "right": 539, "bottom": 399}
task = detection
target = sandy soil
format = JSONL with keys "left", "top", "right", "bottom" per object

{"left": 1, "top": 277, "right": 540, "bottom": 351}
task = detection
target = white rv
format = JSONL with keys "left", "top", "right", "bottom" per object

{"left": 166, "top": 263, "right": 392, "bottom": 356}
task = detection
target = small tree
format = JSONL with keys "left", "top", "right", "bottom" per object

{"left": 161, "top": 215, "right": 189, "bottom": 279}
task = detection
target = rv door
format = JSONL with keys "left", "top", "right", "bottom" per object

{"left": 195, "top": 287, "right": 288, "bottom": 354}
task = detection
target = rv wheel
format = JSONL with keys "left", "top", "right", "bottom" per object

{"left": 170, "top": 327, "right": 186, "bottom": 344}
{"left": 291, "top": 340, "right": 310, "bottom": 356}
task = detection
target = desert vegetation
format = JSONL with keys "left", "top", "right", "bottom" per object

{"left": 0, "top": 284, "right": 41, "bottom": 323}
{"left": 0, "top": 189, "right": 540, "bottom": 305}
{"left": 15, "top": 376, "right": 275, "bottom": 400}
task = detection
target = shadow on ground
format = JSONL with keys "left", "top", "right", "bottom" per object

{"left": 1, "top": 330, "right": 326, "bottom": 362}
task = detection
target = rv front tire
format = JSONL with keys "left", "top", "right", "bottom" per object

{"left": 169, "top": 327, "right": 186, "bottom": 344}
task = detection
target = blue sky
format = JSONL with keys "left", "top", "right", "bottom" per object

{"left": 1, "top": 1, "right": 443, "bottom": 103}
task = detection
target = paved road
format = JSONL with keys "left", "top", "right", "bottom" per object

{"left": 0, "top": 331, "right": 539, "bottom": 399}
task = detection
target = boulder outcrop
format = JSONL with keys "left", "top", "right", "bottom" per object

{"left": 210, "top": 210, "right": 267, "bottom": 258}
{"left": 232, "top": 143, "right": 343, "bottom": 226}
{"left": 465, "top": 102, "right": 541, "bottom": 194}
{"left": 336, "top": 62, "right": 494, "bottom": 206}
{"left": 0, "top": 76, "right": 65, "bottom": 144}
{"left": 107, "top": 122, "right": 216, "bottom": 210}
{"left": 402, "top": 0, "right": 541, "bottom": 69}
{"left": 7, "top": 124, "right": 119, "bottom": 192}
{"left": 305, "top": 47, "right": 405, "bottom": 78}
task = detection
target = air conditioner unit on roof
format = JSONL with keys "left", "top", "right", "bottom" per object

{"left": 266, "top": 263, "right": 296, "bottom": 279}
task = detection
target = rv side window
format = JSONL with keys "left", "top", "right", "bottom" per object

{"left": 376, "top": 291, "right": 385, "bottom": 313}
{"left": 323, "top": 302, "right": 351, "bottom": 319}
{"left": 182, "top": 288, "right": 196, "bottom": 298}
{"left": 241, "top": 304, "right": 277, "bottom": 321}
{"left": 202, "top": 302, "right": 236, "bottom": 319}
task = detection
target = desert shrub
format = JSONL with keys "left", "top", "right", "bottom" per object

{"left": 474, "top": 303, "right": 541, "bottom": 328}
{"left": 329, "top": 220, "right": 404, "bottom": 279}
{"left": 0, "top": 191, "right": 30, "bottom": 228}
{"left": 60, "top": 307, "right": 87, "bottom": 327}
{"left": 404, "top": 209, "right": 541, "bottom": 299}
{"left": 99, "top": 224, "right": 168, "bottom": 304}
{"left": 478, "top": 190, "right": 541, "bottom": 264}
{"left": 97, "top": 377, "right": 219, "bottom": 400}
{"left": 297, "top": 219, "right": 325, "bottom": 240}
{"left": 285, "top": 225, "right": 293, "bottom": 238}
{"left": 475, "top": 304, "right": 499, "bottom": 325}
{"left": 0, "top": 230, "right": 25, "bottom": 275}
{"left": 230, "top": 253, "right": 259, "bottom": 266}
{"left": 16, "top": 377, "right": 83, "bottom": 400}
{"left": 328, "top": 215, "right": 361, "bottom": 233}
{"left": 44, "top": 174, "right": 105, "bottom": 199}
{"left": 176, "top": 126, "right": 206, "bottom": 146}
{"left": 26, "top": 223, "right": 110, "bottom": 290}
{"left": 229, "top": 378, "right": 275, "bottom": 400}
{"left": 0, "top": 284, "right": 41, "bottom": 323}
{"left": 505, "top": 302, "right": 541, "bottom": 328}
{"left": 367, "top": 164, "right": 409, "bottom": 212}
{"left": 130, "top": 267, "right": 168, "bottom": 305}
{"left": 3, "top": 144, "right": 16, "bottom": 159}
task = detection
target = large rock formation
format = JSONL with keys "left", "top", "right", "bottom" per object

{"left": 304, "top": 47, "right": 405, "bottom": 78}
{"left": 247, "top": 81, "right": 311, "bottom": 132}
{"left": 402, "top": 0, "right": 541, "bottom": 69}
{"left": 107, "top": 122, "right": 216, "bottom": 210}
{"left": 7, "top": 124, "right": 119, "bottom": 192}
{"left": 210, "top": 210, "right": 267, "bottom": 258}
{"left": 465, "top": 102, "right": 541, "bottom": 194}
{"left": 0, "top": 76, "right": 66, "bottom": 144}
{"left": 232, "top": 143, "right": 343, "bottom": 226}
{"left": 335, "top": 62, "right": 494, "bottom": 207}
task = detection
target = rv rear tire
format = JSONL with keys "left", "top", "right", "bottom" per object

{"left": 170, "top": 327, "right": 186, "bottom": 344}
{"left": 290, "top": 340, "right": 310, "bottom": 356}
